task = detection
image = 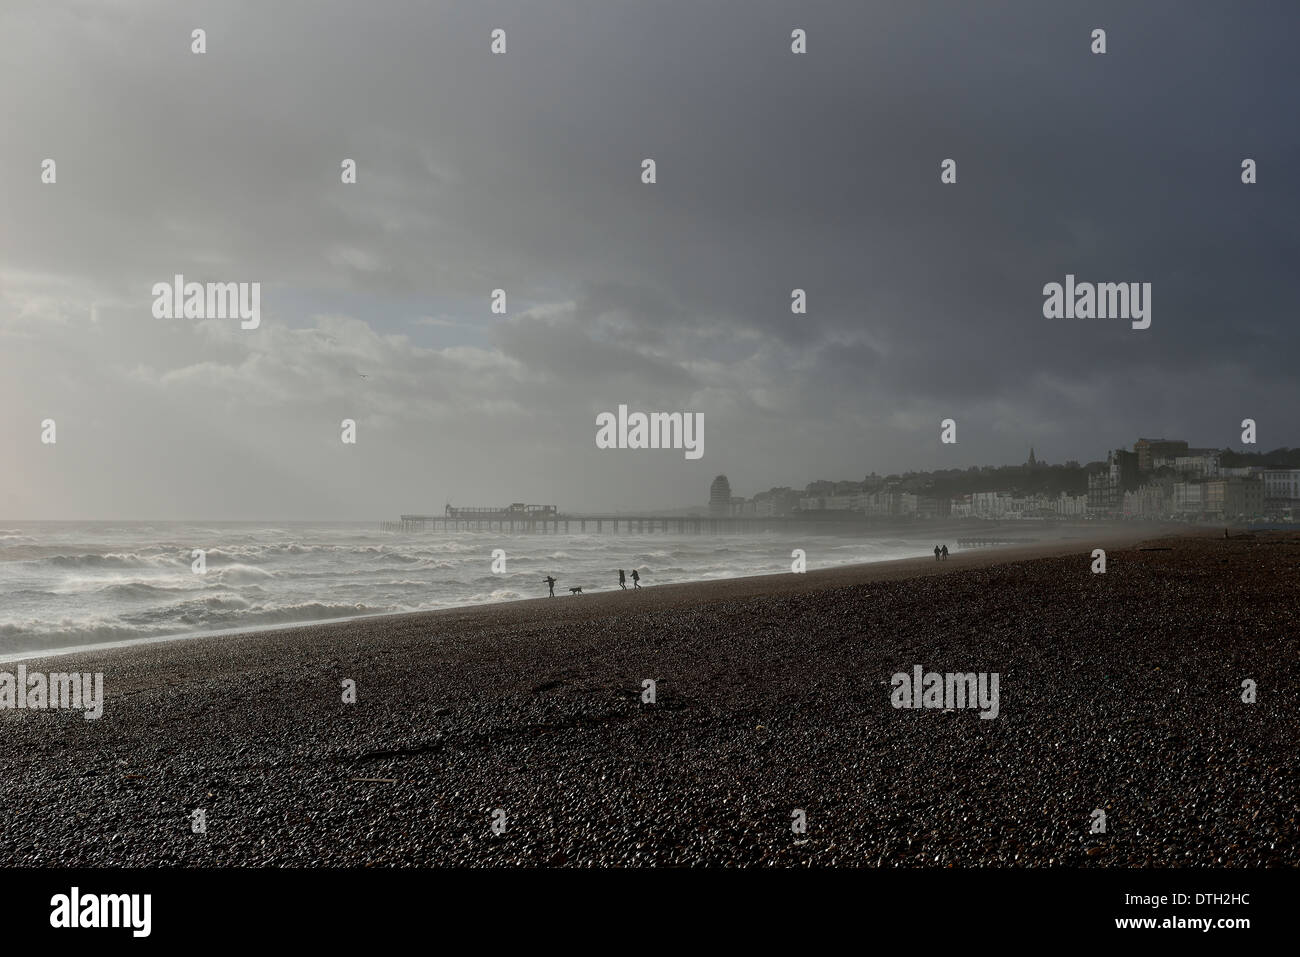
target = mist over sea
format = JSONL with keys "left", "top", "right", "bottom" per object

{"left": 0, "top": 521, "right": 940, "bottom": 656}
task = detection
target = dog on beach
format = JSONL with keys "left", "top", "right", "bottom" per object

{"left": 569, "top": 586, "right": 583, "bottom": 595}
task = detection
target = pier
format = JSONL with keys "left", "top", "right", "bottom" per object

{"left": 379, "top": 506, "right": 1058, "bottom": 539}
{"left": 380, "top": 513, "right": 796, "bottom": 535}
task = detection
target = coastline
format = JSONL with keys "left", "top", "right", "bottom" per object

{"left": 3, "top": 523, "right": 1182, "bottom": 666}
{"left": 3, "top": 525, "right": 1293, "bottom": 867}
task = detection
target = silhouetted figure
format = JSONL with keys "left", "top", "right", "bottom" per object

{"left": 569, "top": 586, "right": 583, "bottom": 595}
{"left": 941, "top": 545, "right": 949, "bottom": 561}
{"left": 934, "top": 545, "right": 941, "bottom": 562}
{"left": 618, "top": 569, "right": 627, "bottom": 589}
{"left": 631, "top": 569, "right": 641, "bottom": 589}
{"left": 544, "top": 575, "right": 556, "bottom": 597}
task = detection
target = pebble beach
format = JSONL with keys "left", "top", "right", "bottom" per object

{"left": 1, "top": 529, "right": 1295, "bottom": 867}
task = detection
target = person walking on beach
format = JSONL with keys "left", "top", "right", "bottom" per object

{"left": 618, "top": 569, "right": 627, "bottom": 589}
{"left": 544, "top": 575, "right": 556, "bottom": 597}
{"left": 941, "top": 544, "right": 949, "bottom": 561}
{"left": 631, "top": 569, "right": 640, "bottom": 589}
{"left": 934, "top": 545, "right": 941, "bottom": 562}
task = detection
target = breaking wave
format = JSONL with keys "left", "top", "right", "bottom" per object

{"left": 0, "top": 521, "right": 937, "bottom": 656}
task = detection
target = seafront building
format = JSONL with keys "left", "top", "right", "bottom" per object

{"left": 1171, "top": 477, "right": 1265, "bottom": 519}
{"left": 1135, "top": 438, "right": 1189, "bottom": 472}
{"left": 715, "top": 437, "right": 1289, "bottom": 524}
{"left": 1087, "top": 450, "right": 1137, "bottom": 515}
{"left": 1123, "top": 482, "right": 1170, "bottom": 519}
{"left": 1164, "top": 449, "right": 1222, "bottom": 478}
{"left": 1261, "top": 468, "right": 1300, "bottom": 512}
{"left": 709, "top": 475, "right": 732, "bottom": 515}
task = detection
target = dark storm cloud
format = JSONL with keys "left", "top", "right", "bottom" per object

{"left": 1, "top": 0, "right": 1295, "bottom": 517}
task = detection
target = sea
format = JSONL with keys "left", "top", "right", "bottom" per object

{"left": 0, "top": 521, "right": 942, "bottom": 658}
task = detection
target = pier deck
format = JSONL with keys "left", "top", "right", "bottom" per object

{"left": 376, "top": 513, "right": 929, "bottom": 535}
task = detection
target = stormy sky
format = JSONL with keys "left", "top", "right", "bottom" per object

{"left": 2, "top": 0, "right": 1296, "bottom": 519}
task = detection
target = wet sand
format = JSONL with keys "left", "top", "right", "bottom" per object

{"left": 1, "top": 527, "right": 1295, "bottom": 866}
